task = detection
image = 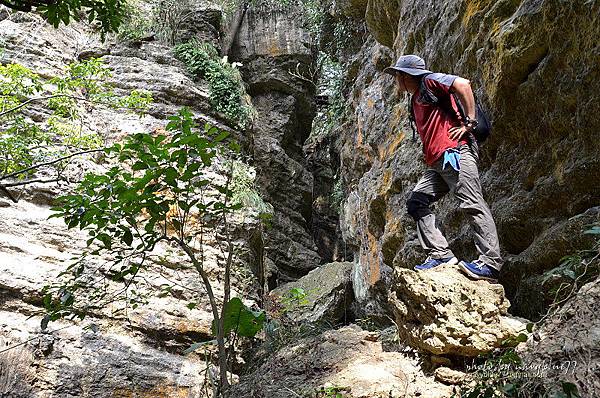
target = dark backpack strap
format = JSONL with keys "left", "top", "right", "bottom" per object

{"left": 408, "top": 98, "right": 417, "bottom": 141}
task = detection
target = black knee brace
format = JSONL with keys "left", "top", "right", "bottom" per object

{"left": 406, "top": 191, "right": 434, "bottom": 222}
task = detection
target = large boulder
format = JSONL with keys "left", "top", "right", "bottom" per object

{"left": 271, "top": 261, "right": 354, "bottom": 324}
{"left": 388, "top": 265, "right": 527, "bottom": 356}
{"left": 230, "top": 324, "right": 454, "bottom": 398}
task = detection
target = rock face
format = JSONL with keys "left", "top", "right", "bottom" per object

{"left": 230, "top": 324, "right": 454, "bottom": 398}
{"left": 316, "top": 0, "right": 600, "bottom": 320}
{"left": 230, "top": 3, "right": 322, "bottom": 284}
{"left": 388, "top": 265, "right": 526, "bottom": 356}
{"left": 271, "top": 261, "right": 354, "bottom": 324}
{"left": 0, "top": 8, "right": 256, "bottom": 397}
{"left": 519, "top": 275, "right": 600, "bottom": 396}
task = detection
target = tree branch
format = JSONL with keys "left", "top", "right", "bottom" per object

{"left": 0, "top": 148, "right": 104, "bottom": 181}
{"left": 2, "top": 177, "right": 62, "bottom": 188}
{"left": 0, "top": 93, "right": 148, "bottom": 118}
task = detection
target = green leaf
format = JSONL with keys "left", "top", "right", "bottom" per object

{"left": 164, "top": 167, "right": 178, "bottom": 187}
{"left": 122, "top": 229, "right": 133, "bottom": 246}
{"left": 132, "top": 161, "right": 147, "bottom": 171}
{"left": 41, "top": 315, "right": 50, "bottom": 330}
{"left": 212, "top": 297, "right": 266, "bottom": 338}
{"left": 515, "top": 332, "right": 528, "bottom": 343}
{"left": 526, "top": 322, "right": 534, "bottom": 333}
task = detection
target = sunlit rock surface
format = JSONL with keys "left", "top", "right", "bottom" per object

{"left": 388, "top": 264, "right": 526, "bottom": 356}
{"left": 230, "top": 324, "right": 454, "bottom": 398}
{"left": 313, "top": 0, "right": 600, "bottom": 320}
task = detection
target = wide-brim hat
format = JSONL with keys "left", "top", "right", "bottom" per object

{"left": 384, "top": 54, "right": 432, "bottom": 76}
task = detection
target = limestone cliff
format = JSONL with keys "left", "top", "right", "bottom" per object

{"left": 230, "top": 3, "right": 322, "bottom": 284}
{"left": 0, "top": 7, "right": 254, "bottom": 397}
{"left": 313, "top": 0, "right": 600, "bottom": 320}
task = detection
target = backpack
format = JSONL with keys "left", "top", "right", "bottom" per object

{"left": 408, "top": 74, "right": 491, "bottom": 143}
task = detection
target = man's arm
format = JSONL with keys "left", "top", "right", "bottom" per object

{"left": 448, "top": 77, "right": 476, "bottom": 141}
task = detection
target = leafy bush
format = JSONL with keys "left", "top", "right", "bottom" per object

{"left": 0, "top": 59, "right": 151, "bottom": 192}
{"left": 174, "top": 40, "right": 253, "bottom": 129}
{"left": 117, "top": 0, "right": 155, "bottom": 41}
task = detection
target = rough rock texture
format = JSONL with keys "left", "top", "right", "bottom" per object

{"left": 388, "top": 265, "right": 527, "bottom": 356}
{"left": 434, "top": 367, "right": 466, "bottom": 385}
{"left": 272, "top": 261, "right": 354, "bottom": 324}
{"left": 230, "top": 3, "right": 322, "bottom": 284}
{"left": 0, "top": 9, "right": 257, "bottom": 397}
{"left": 518, "top": 275, "right": 600, "bottom": 396}
{"left": 315, "top": 0, "right": 600, "bottom": 320}
{"left": 0, "top": 312, "right": 207, "bottom": 398}
{"left": 230, "top": 324, "right": 454, "bottom": 398}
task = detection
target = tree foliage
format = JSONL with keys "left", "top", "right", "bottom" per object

{"left": 0, "top": 59, "right": 151, "bottom": 199}
{"left": 174, "top": 40, "right": 254, "bottom": 129}
{"left": 0, "top": 0, "right": 127, "bottom": 39}
{"left": 44, "top": 107, "right": 264, "bottom": 396}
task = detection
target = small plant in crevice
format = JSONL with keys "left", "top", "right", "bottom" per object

{"left": 315, "top": 385, "right": 351, "bottom": 398}
{"left": 280, "top": 287, "right": 310, "bottom": 313}
{"left": 330, "top": 176, "right": 344, "bottom": 214}
{"left": 539, "top": 221, "right": 600, "bottom": 316}
{"left": 174, "top": 40, "right": 254, "bottom": 129}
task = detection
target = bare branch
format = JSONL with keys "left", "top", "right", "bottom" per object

{"left": 0, "top": 148, "right": 104, "bottom": 181}
{"left": 2, "top": 177, "right": 62, "bottom": 188}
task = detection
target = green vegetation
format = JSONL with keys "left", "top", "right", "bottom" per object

{"left": 117, "top": 0, "right": 154, "bottom": 41}
{"left": 308, "top": 53, "right": 345, "bottom": 144}
{"left": 0, "top": 59, "right": 151, "bottom": 199}
{"left": 316, "top": 385, "right": 351, "bottom": 398}
{"left": 280, "top": 287, "right": 310, "bottom": 313}
{"left": 43, "top": 107, "right": 264, "bottom": 396}
{"left": 457, "top": 328, "right": 581, "bottom": 397}
{"left": 174, "top": 40, "right": 254, "bottom": 129}
{"left": 1, "top": 0, "right": 127, "bottom": 39}
{"left": 540, "top": 222, "right": 600, "bottom": 311}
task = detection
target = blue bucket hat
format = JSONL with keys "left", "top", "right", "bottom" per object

{"left": 383, "top": 55, "right": 432, "bottom": 76}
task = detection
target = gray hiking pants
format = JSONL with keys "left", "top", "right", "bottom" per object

{"left": 411, "top": 141, "right": 503, "bottom": 270}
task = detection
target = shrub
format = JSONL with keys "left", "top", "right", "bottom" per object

{"left": 174, "top": 40, "right": 253, "bottom": 129}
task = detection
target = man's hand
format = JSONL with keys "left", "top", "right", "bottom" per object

{"left": 448, "top": 125, "right": 469, "bottom": 141}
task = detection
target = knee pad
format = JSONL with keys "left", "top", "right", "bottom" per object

{"left": 406, "top": 191, "right": 433, "bottom": 222}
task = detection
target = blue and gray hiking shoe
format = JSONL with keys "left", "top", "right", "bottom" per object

{"left": 458, "top": 260, "right": 499, "bottom": 282}
{"left": 414, "top": 256, "right": 458, "bottom": 271}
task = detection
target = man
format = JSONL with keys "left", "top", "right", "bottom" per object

{"left": 384, "top": 54, "right": 503, "bottom": 282}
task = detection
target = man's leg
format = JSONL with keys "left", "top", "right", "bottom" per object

{"left": 407, "top": 169, "right": 453, "bottom": 259}
{"left": 449, "top": 143, "right": 503, "bottom": 270}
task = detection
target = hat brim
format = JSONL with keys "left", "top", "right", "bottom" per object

{"left": 383, "top": 66, "right": 432, "bottom": 76}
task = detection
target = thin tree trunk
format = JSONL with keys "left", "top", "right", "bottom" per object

{"left": 178, "top": 240, "right": 230, "bottom": 396}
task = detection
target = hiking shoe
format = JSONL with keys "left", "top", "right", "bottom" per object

{"left": 459, "top": 260, "right": 499, "bottom": 282}
{"left": 414, "top": 256, "right": 458, "bottom": 271}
